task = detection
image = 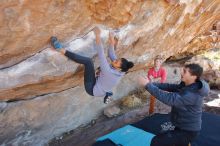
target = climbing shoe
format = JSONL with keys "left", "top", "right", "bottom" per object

{"left": 50, "top": 36, "right": 63, "bottom": 50}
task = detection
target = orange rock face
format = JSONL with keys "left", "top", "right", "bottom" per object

{"left": 0, "top": 0, "right": 219, "bottom": 101}
{"left": 0, "top": 0, "right": 145, "bottom": 69}
{"left": 0, "top": 1, "right": 219, "bottom": 145}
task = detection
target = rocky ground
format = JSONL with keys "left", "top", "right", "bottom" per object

{"left": 48, "top": 88, "right": 220, "bottom": 146}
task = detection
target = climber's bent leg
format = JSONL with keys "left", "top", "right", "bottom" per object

{"left": 50, "top": 36, "right": 96, "bottom": 96}
{"left": 65, "top": 50, "right": 96, "bottom": 96}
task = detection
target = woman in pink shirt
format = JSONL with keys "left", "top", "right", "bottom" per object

{"left": 147, "top": 55, "right": 167, "bottom": 114}
{"left": 147, "top": 56, "right": 167, "bottom": 83}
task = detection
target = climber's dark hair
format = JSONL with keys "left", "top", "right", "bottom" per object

{"left": 120, "top": 58, "right": 134, "bottom": 72}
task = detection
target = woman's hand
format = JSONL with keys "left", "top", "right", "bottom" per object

{"left": 149, "top": 75, "right": 154, "bottom": 81}
{"left": 93, "top": 26, "right": 101, "bottom": 44}
{"left": 93, "top": 26, "right": 101, "bottom": 37}
{"left": 109, "top": 31, "right": 115, "bottom": 46}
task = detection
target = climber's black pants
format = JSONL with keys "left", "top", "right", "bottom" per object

{"left": 65, "top": 50, "right": 96, "bottom": 96}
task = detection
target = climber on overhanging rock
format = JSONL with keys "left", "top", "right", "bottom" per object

{"left": 50, "top": 26, "right": 134, "bottom": 104}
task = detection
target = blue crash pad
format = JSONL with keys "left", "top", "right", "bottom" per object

{"left": 97, "top": 125, "right": 155, "bottom": 146}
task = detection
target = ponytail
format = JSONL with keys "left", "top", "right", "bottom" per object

{"left": 120, "top": 58, "right": 134, "bottom": 72}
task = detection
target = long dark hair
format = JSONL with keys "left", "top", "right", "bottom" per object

{"left": 120, "top": 58, "right": 134, "bottom": 72}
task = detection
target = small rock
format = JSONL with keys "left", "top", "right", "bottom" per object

{"left": 104, "top": 106, "right": 121, "bottom": 118}
{"left": 203, "top": 70, "right": 220, "bottom": 89}
{"left": 91, "top": 119, "right": 96, "bottom": 126}
{"left": 121, "top": 95, "right": 142, "bottom": 108}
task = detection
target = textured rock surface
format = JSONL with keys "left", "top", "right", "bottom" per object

{"left": 104, "top": 106, "right": 121, "bottom": 118}
{"left": 0, "top": 0, "right": 144, "bottom": 69}
{"left": 0, "top": 0, "right": 220, "bottom": 145}
{"left": 0, "top": 49, "right": 79, "bottom": 101}
{"left": 203, "top": 70, "right": 220, "bottom": 89}
{"left": 0, "top": 86, "right": 107, "bottom": 145}
{"left": 185, "top": 48, "right": 220, "bottom": 89}
{"left": 173, "top": 24, "right": 220, "bottom": 58}
{"left": 185, "top": 51, "right": 220, "bottom": 71}
{"left": 0, "top": 0, "right": 219, "bottom": 102}
{"left": 0, "top": 70, "right": 143, "bottom": 145}
{"left": 121, "top": 95, "right": 142, "bottom": 108}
